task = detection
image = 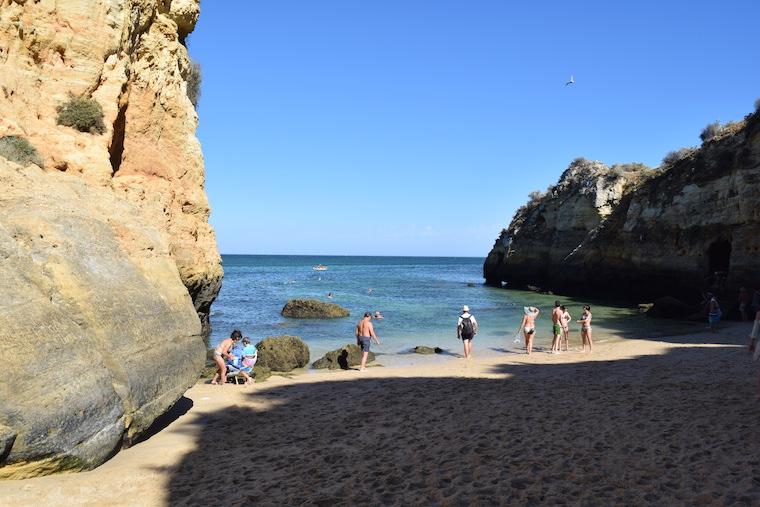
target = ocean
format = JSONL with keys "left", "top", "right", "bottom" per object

{"left": 208, "top": 255, "right": 685, "bottom": 367}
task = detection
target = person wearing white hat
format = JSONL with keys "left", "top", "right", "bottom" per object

{"left": 457, "top": 305, "right": 478, "bottom": 358}
{"left": 520, "top": 306, "right": 540, "bottom": 355}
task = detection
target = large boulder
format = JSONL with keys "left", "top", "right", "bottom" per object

{"left": 281, "top": 299, "right": 350, "bottom": 318}
{"left": 256, "top": 336, "right": 310, "bottom": 372}
{"left": 0, "top": 163, "right": 204, "bottom": 479}
{"left": 312, "top": 344, "right": 375, "bottom": 369}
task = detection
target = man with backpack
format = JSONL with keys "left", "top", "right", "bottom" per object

{"left": 457, "top": 305, "right": 478, "bottom": 358}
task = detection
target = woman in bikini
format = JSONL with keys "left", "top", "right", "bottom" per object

{"left": 520, "top": 306, "right": 539, "bottom": 355}
{"left": 212, "top": 329, "right": 242, "bottom": 385}
{"left": 578, "top": 305, "right": 593, "bottom": 353}
{"left": 560, "top": 305, "right": 572, "bottom": 351}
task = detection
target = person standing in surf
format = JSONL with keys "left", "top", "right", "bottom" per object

{"left": 457, "top": 305, "right": 478, "bottom": 358}
{"left": 355, "top": 312, "right": 380, "bottom": 371}
{"left": 550, "top": 301, "right": 563, "bottom": 354}
{"left": 520, "top": 307, "right": 539, "bottom": 355}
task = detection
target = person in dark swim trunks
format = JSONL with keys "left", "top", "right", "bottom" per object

{"left": 355, "top": 312, "right": 380, "bottom": 371}
{"left": 551, "top": 300, "right": 563, "bottom": 354}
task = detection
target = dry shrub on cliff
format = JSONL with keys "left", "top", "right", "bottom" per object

{"left": 662, "top": 147, "right": 695, "bottom": 167}
{"left": 186, "top": 60, "right": 202, "bottom": 108}
{"left": 56, "top": 95, "right": 106, "bottom": 134}
{"left": 699, "top": 121, "right": 723, "bottom": 143}
{"left": 527, "top": 190, "right": 545, "bottom": 204}
{"left": 755, "top": 97, "right": 760, "bottom": 113}
{"left": 0, "top": 135, "right": 43, "bottom": 167}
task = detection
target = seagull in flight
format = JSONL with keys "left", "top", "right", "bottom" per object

{"left": 565, "top": 75, "right": 575, "bottom": 86}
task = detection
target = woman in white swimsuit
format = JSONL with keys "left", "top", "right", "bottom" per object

{"left": 560, "top": 305, "right": 572, "bottom": 351}
{"left": 520, "top": 306, "right": 539, "bottom": 355}
{"left": 578, "top": 305, "right": 593, "bottom": 353}
{"left": 212, "top": 329, "right": 242, "bottom": 385}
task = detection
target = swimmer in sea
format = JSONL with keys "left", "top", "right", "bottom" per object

{"left": 520, "top": 306, "right": 539, "bottom": 355}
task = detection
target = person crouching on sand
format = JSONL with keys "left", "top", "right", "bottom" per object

{"left": 578, "top": 306, "right": 593, "bottom": 353}
{"left": 212, "top": 330, "right": 242, "bottom": 385}
{"left": 457, "top": 305, "right": 478, "bottom": 358}
{"left": 355, "top": 312, "right": 380, "bottom": 371}
{"left": 520, "top": 307, "right": 539, "bottom": 355}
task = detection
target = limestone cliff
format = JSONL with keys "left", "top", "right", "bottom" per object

{"left": 0, "top": 0, "right": 222, "bottom": 478}
{"left": 484, "top": 112, "right": 760, "bottom": 300}
{"left": 0, "top": 0, "right": 222, "bottom": 332}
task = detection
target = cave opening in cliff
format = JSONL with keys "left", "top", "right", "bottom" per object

{"left": 707, "top": 240, "right": 731, "bottom": 274}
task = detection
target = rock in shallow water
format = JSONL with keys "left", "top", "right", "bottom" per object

{"left": 312, "top": 344, "right": 375, "bottom": 369}
{"left": 281, "top": 299, "right": 350, "bottom": 318}
{"left": 412, "top": 346, "right": 443, "bottom": 354}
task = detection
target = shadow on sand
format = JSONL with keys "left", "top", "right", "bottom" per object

{"left": 166, "top": 331, "right": 759, "bottom": 506}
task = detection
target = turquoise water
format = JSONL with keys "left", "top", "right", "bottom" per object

{"left": 209, "top": 255, "right": 674, "bottom": 365}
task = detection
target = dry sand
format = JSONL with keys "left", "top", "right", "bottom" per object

{"left": 1, "top": 322, "right": 759, "bottom": 506}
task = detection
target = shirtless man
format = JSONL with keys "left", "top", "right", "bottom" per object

{"left": 550, "top": 301, "right": 563, "bottom": 353}
{"left": 355, "top": 312, "right": 380, "bottom": 371}
{"left": 520, "top": 307, "right": 539, "bottom": 355}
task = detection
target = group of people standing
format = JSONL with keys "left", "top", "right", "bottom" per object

{"left": 454, "top": 301, "right": 594, "bottom": 358}
{"left": 520, "top": 301, "right": 593, "bottom": 355}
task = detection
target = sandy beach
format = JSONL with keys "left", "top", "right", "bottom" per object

{"left": 1, "top": 321, "right": 758, "bottom": 506}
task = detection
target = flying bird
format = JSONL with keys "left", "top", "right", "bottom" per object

{"left": 565, "top": 75, "right": 575, "bottom": 86}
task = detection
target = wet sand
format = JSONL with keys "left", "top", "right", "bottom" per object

{"left": 1, "top": 322, "right": 758, "bottom": 506}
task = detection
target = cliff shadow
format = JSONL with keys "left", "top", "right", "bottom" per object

{"left": 165, "top": 334, "right": 759, "bottom": 506}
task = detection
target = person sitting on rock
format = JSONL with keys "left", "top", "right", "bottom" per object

{"left": 241, "top": 337, "right": 258, "bottom": 380}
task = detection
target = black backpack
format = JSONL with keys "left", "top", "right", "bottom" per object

{"left": 461, "top": 316, "right": 474, "bottom": 338}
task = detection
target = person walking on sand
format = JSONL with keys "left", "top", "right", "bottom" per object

{"left": 355, "top": 312, "right": 380, "bottom": 371}
{"left": 520, "top": 306, "right": 539, "bottom": 355}
{"left": 707, "top": 293, "right": 721, "bottom": 332}
{"left": 578, "top": 306, "right": 593, "bottom": 353}
{"left": 560, "top": 305, "right": 572, "bottom": 351}
{"left": 550, "top": 301, "right": 563, "bottom": 353}
{"left": 212, "top": 330, "right": 242, "bottom": 385}
{"left": 457, "top": 305, "right": 478, "bottom": 358}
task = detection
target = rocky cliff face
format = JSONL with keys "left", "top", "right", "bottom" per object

{"left": 0, "top": 0, "right": 222, "bottom": 478}
{"left": 484, "top": 113, "right": 760, "bottom": 301}
{"left": 0, "top": 0, "right": 222, "bottom": 332}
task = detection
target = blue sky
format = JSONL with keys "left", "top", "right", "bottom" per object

{"left": 190, "top": 0, "right": 759, "bottom": 257}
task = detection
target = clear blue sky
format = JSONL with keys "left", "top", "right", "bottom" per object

{"left": 190, "top": 0, "right": 759, "bottom": 257}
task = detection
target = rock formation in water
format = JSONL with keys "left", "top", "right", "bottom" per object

{"left": 0, "top": 0, "right": 222, "bottom": 478}
{"left": 484, "top": 111, "right": 760, "bottom": 301}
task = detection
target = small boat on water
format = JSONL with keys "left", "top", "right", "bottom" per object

{"left": 313, "top": 264, "right": 328, "bottom": 271}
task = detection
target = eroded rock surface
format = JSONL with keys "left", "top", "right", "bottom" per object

{"left": 312, "top": 344, "right": 375, "bottom": 369}
{"left": 484, "top": 114, "right": 760, "bottom": 300}
{"left": 0, "top": 0, "right": 222, "bottom": 333}
{"left": 0, "top": 161, "right": 204, "bottom": 479}
{"left": 256, "top": 336, "right": 310, "bottom": 372}
{"left": 281, "top": 299, "right": 350, "bottom": 319}
{"left": 0, "top": 0, "right": 221, "bottom": 478}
